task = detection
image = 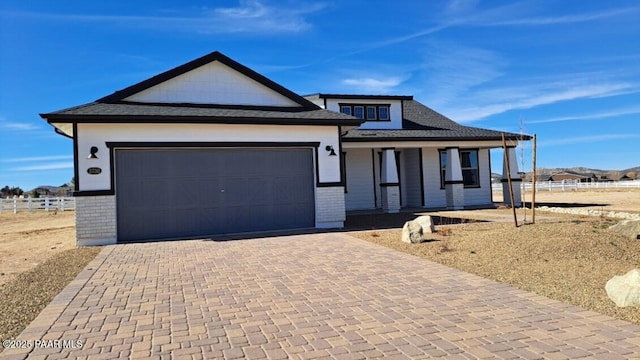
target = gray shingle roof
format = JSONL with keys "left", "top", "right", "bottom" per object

{"left": 343, "top": 100, "right": 530, "bottom": 141}
{"left": 42, "top": 102, "right": 363, "bottom": 126}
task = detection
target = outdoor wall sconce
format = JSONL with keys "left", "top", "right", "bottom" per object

{"left": 88, "top": 146, "right": 99, "bottom": 159}
{"left": 325, "top": 145, "right": 337, "bottom": 156}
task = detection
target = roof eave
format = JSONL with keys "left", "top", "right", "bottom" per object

{"left": 316, "top": 94, "right": 414, "bottom": 101}
{"left": 342, "top": 134, "right": 530, "bottom": 142}
{"left": 40, "top": 114, "right": 364, "bottom": 127}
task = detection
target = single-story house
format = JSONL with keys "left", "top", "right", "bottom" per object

{"left": 41, "top": 51, "right": 528, "bottom": 246}
{"left": 546, "top": 171, "right": 597, "bottom": 183}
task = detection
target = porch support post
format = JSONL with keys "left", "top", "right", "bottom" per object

{"left": 445, "top": 147, "right": 464, "bottom": 210}
{"left": 502, "top": 146, "right": 522, "bottom": 207}
{"left": 380, "top": 148, "right": 400, "bottom": 213}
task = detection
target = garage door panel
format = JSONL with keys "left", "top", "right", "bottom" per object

{"left": 118, "top": 179, "right": 144, "bottom": 205}
{"left": 200, "top": 207, "right": 227, "bottom": 233}
{"left": 223, "top": 177, "right": 250, "bottom": 205}
{"left": 116, "top": 148, "right": 315, "bottom": 242}
{"left": 200, "top": 177, "right": 225, "bottom": 205}
{"left": 224, "top": 205, "right": 246, "bottom": 231}
{"left": 174, "top": 179, "right": 200, "bottom": 206}
{"left": 247, "top": 178, "right": 268, "bottom": 203}
{"left": 146, "top": 180, "right": 174, "bottom": 207}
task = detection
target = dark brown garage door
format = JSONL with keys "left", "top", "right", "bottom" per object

{"left": 115, "top": 148, "right": 315, "bottom": 242}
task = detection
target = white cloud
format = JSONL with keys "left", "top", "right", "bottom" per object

{"left": 529, "top": 107, "right": 640, "bottom": 124}
{"left": 484, "top": 5, "right": 640, "bottom": 26}
{"left": 4, "top": 1, "right": 325, "bottom": 35}
{"left": 342, "top": 77, "right": 405, "bottom": 93}
{"left": 444, "top": 80, "right": 638, "bottom": 122}
{"left": 421, "top": 43, "right": 505, "bottom": 108}
{"left": 443, "top": 0, "right": 480, "bottom": 16}
{"left": 2, "top": 155, "right": 73, "bottom": 163}
{"left": 0, "top": 121, "right": 41, "bottom": 131}
{"left": 351, "top": 3, "right": 640, "bottom": 57}
{"left": 538, "top": 134, "right": 640, "bottom": 147}
{"left": 207, "top": 0, "right": 325, "bottom": 34}
{"left": 9, "top": 162, "right": 74, "bottom": 172}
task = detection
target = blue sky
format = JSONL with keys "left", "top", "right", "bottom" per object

{"left": 1, "top": 0, "right": 639, "bottom": 190}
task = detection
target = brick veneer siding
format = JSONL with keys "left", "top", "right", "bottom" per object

{"left": 316, "top": 186, "right": 346, "bottom": 228}
{"left": 75, "top": 195, "right": 117, "bottom": 246}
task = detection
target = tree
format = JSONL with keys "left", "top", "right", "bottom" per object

{"left": 1, "top": 186, "right": 24, "bottom": 197}
{"left": 627, "top": 171, "right": 637, "bottom": 180}
{"left": 31, "top": 189, "right": 41, "bottom": 198}
{"left": 10, "top": 187, "right": 24, "bottom": 197}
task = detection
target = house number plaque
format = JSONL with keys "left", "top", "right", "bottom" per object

{"left": 87, "top": 167, "right": 102, "bottom": 175}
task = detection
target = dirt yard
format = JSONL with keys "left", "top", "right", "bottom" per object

{"left": 0, "top": 210, "right": 102, "bottom": 344}
{"left": 0, "top": 211, "right": 76, "bottom": 286}
{"left": 495, "top": 188, "right": 640, "bottom": 214}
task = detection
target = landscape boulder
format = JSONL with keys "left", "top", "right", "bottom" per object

{"left": 401, "top": 215, "right": 436, "bottom": 244}
{"left": 609, "top": 220, "right": 640, "bottom": 240}
{"left": 414, "top": 215, "right": 436, "bottom": 234}
{"left": 605, "top": 269, "right": 640, "bottom": 307}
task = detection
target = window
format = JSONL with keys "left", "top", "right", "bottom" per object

{"left": 339, "top": 104, "right": 391, "bottom": 121}
{"left": 353, "top": 106, "right": 364, "bottom": 119}
{"left": 366, "top": 106, "right": 377, "bottom": 120}
{"left": 378, "top": 106, "right": 390, "bottom": 120}
{"left": 439, "top": 149, "right": 480, "bottom": 188}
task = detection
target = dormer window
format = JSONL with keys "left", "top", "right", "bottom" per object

{"left": 340, "top": 104, "right": 390, "bottom": 121}
{"left": 354, "top": 106, "right": 364, "bottom": 119}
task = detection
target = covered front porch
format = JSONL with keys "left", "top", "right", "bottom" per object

{"left": 341, "top": 141, "right": 523, "bottom": 213}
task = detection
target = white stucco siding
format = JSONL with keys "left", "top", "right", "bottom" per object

{"left": 422, "top": 147, "right": 493, "bottom": 208}
{"left": 307, "top": 97, "right": 325, "bottom": 108}
{"left": 76, "top": 123, "right": 341, "bottom": 191}
{"left": 124, "top": 61, "right": 300, "bottom": 107}
{"left": 323, "top": 99, "right": 403, "bottom": 130}
{"left": 422, "top": 148, "right": 446, "bottom": 208}
{"left": 344, "top": 148, "right": 375, "bottom": 210}
{"left": 463, "top": 148, "right": 493, "bottom": 206}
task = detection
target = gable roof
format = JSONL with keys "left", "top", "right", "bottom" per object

{"left": 98, "top": 51, "right": 319, "bottom": 109}
{"left": 41, "top": 51, "right": 365, "bottom": 136}
{"left": 343, "top": 100, "right": 531, "bottom": 142}
{"left": 43, "top": 102, "right": 362, "bottom": 125}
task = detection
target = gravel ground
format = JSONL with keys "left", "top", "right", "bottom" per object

{"left": 350, "top": 212, "right": 640, "bottom": 325}
{"left": 0, "top": 246, "right": 101, "bottom": 345}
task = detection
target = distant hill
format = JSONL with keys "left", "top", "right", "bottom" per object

{"left": 623, "top": 166, "right": 640, "bottom": 174}
{"left": 528, "top": 166, "right": 639, "bottom": 181}
{"left": 492, "top": 166, "right": 639, "bottom": 182}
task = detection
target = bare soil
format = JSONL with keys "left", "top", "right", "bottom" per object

{"left": 0, "top": 211, "right": 76, "bottom": 286}
{"left": 496, "top": 188, "right": 640, "bottom": 214}
{"left": 0, "top": 210, "right": 101, "bottom": 344}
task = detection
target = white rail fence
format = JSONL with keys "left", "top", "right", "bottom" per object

{"left": 0, "top": 197, "right": 75, "bottom": 214}
{"left": 492, "top": 180, "right": 640, "bottom": 192}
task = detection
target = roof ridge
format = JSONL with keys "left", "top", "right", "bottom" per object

{"left": 109, "top": 101, "right": 320, "bottom": 113}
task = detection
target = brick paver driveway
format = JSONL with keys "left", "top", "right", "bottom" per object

{"left": 4, "top": 233, "right": 640, "bottom": 359}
